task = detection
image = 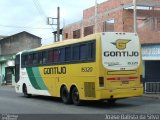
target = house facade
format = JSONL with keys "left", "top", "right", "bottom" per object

{"left": 0, "top": 31, "right": 41, "bottom": 85}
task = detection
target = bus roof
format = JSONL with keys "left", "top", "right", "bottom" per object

{"left": 20, "top": 32, "right": 137, "bottom": 54}
{"left": 27, "top": 33, "right": 99, "bottom": 53}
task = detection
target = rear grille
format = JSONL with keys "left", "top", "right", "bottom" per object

{"left": 84, "top": 82, "right": 95, "bottom": 97}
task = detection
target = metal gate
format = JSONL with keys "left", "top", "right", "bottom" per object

{"left": 145, "top": 82, "right": 160, "bottom": 93}
{"left": 145, "top": 61, "right": 160, "bottom": 82}
{"left": 5, "top": 67, "right": 13, "bottom": 84}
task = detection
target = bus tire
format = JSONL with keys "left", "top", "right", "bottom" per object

{"left": 60, "top": 86, "right": 72, "bottom": 104}
{"left": 107, "top": 99, "right": 116, "bottom": 104}
{"left": 23, "top": 84, "right": 31, "bottom": 98}
{"left": 71, "top": 87, "right": 81, "bottom": 106}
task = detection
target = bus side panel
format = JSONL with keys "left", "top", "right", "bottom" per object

{"left": 38, "top": 63, "right": 97, "bottom": 99}
{"left": 16, "top": 67, "right": 51, "bottom": 96}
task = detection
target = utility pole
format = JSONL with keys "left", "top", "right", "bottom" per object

{"left": 57, "top": 7, "right": 60, "bottom": 42}
{"left": 133, "top": 0, "right": 137, "bottom": 33}
{"left": 95, "top": 0, "right": 98, "bottom": 33}
{"left": 47, "top": 7, "right": 60, "bottom": 42}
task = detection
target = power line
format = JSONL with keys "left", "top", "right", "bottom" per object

{"left": 32, "top": 0, "right": 54, "bottom": 31}
{"left": 0, "top": 24, "right": 52, "bottom": 30}
{"left": 33, "top": 0, "right": 46, "bottom": 19}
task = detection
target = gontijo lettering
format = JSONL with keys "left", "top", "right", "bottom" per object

{"left": 44, "top": 67, "right": 66, "bottom": 74}
{"left": 104, "top": 51, "right": 139, "bottom": 57}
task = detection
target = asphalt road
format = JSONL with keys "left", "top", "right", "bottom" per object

{"left": 0, "top": 86, "right": 160, "bottom": 120}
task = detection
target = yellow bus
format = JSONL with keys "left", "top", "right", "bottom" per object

{"left": 15, "top": 32, "right": 143, "bottom": 105}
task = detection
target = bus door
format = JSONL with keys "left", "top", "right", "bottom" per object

{"left": 15, "top": 55, "right": 20, "bottom": 83}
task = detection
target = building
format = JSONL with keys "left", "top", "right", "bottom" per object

{"left": 0, "top": 35, "right": 7, "bottom": 40}
{"left": 0, "top": 31, "right": 41, "bottom": 85}
{"left": 63, "top": 0, "right": 160, "bottom": 93}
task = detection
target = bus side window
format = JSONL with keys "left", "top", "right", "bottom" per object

{"left": 65, "top": 46, "right": 71, "bottom": 62}
{"left": 72, "top": 45, "right": 80, "bottom": 61}
{"left": 38, "top": 52, "right": 43, "bottom": 65}
{"left": 48, "top": 50, "right": 53, "bottom": 63}
{"left": 33, "top": 53, "right": 38, "bottom": 65}
{"left": 59, "top": 48, "right": 65, "bottom": 63}
{"left": 22, "top": 54, "right": 28, "bottom": 67}
{"left": 88, "top": 42, "right": 95, "bottom": 60}
{"left": 42, "top": 51, "right": 48, "bottom": 64}
{"left": 15, "top": 55, "right": 20, "bottom": 83}
{"left": 28, "top": 54, "right": 33, "bottom": 65}
{"left": 24, "top": 55, "right": 28, "bottom": 66}
{"left": 48, "top": 50, "right": 54, "bottom": 63}
{"left": 53, "top": 49, "right": 59, "bottom": 63}
{"left": 80, "top": 44, "right": 87, "bottom": 61}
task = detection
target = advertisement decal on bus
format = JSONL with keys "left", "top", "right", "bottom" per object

{"left": 101, "top": 32, "right": 140, "bottom": 70}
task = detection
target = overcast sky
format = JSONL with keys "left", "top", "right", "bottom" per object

{"left": 0, "top": 0, "right": 105, "bottom": 45}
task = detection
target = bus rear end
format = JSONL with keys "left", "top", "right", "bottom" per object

{"left": 99, "top": 32, "right": 143, "bottom": 101}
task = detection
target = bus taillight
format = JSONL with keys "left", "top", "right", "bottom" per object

{"left": 140, "top": 75, "right": 143, "bottom": 84}
{"left": 99, "top": 77, "right": 104, "bottom": 87}
{"left": 107, "top": 76, "right": 138, "bottom": 81}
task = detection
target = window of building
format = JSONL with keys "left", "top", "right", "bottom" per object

{"left": 156, "top": 17, "right": 160, "bottom": 31}
{"left": 73, "top": 29, "right": 81, "bottom": 38}
{"left": 103, "top": 19, "right": 115, "bottom": 32}
{"left": 65, "top": 33, "right": 68, "bottom": 39}
{"left": 84, "top": 25, "right": 94, "bottom": 36}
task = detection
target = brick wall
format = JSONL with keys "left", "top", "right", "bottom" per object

{"left": 83, "top": 0, "right": 132, "bottom": 19}
{"left": 63, "top": 0, "right": 160, "bottom": 44}
{"left": 64, "top": 21, "right": 82, "bottom": 39}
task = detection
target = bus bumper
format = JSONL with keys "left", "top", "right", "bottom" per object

{"left": 15, "top": 84, "right": 22, "bottom": 93}
{"left": 96, "top": 87, "right": 144, "bottom": 100}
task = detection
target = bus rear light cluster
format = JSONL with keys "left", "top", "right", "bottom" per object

{"left": 107, "top": 76, "right": 138, "bottom": 81}
{"left": 140, "top": 75, "right": 143, "bottom": 84}
{"left": 99, "top": 77, "right": 104, "bottom": 87}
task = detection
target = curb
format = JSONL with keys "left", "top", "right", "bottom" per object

{"left": 0, "top": 85, "right": 15, "bottom": 88}
{"left": 143, "top": 94, "right": 160, "bottom": 99}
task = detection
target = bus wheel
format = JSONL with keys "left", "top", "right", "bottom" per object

{"left": 60, "top": 86, "right": 72, "bottom": 104}
{"left": 71, "top": 87, "right": 81, "bottom": 106}
{"left": 107, "top": 99, "right": 116, "bottom": 104}
{"left": 23, "top": 84, "right": 31, "bottom": 98}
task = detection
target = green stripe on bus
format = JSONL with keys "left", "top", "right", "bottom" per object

{"left": 32, "top": 67, "right": 48, "bottom": 90}
{"left": 26, "top": 67, "right": 41, "bottom": 89}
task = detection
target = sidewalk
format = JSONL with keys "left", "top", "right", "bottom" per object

{"left": 143, "top": 93, "right": 160, "bottom": 99}
{"left": 0, "top": 84, "right": 15, "bottom": 88}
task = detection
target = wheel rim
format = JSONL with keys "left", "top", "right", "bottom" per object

{"left": 61, "top": 86, "right": 72, "bottom": 104}
{"left": 72, "top": 88, "right": 79, "bottom": 104}
{"left": 62, "top": 89, "right": 68, "bottom": 100}
{"left": 23, "top": 86, "right": 27, "bottom": 95}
